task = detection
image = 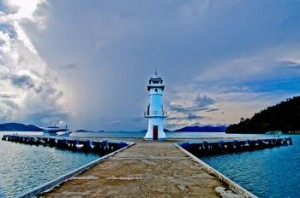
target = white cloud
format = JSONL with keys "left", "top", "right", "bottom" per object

{"left": 0, "top": 0, "right": 68, "bottom": 126}
{"left": 6, "top": 0, "right": 41, "bottom": 19}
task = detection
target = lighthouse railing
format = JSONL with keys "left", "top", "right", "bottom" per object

{"left": 144, "top": 111, "right": 167, "bottom": 117}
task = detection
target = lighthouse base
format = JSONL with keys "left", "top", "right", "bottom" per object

{"left": 144, "top": 118, "right": 166, "bottom": 141}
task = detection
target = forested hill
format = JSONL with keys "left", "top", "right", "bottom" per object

{"left": 226, "top": 96, "right": 300, "bottom": 134}
{"left": 0, "top": 123, "right": 43, "bottom": 131}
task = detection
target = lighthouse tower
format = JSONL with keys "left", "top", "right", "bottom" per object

{"left": 144, "top": 71, "right": 167, "bottom": 140}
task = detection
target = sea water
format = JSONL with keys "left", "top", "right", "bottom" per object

{"left": 0, "top": 136, "right": 100, "bottom": 198}
{"left": 201, "top": 135, "right": 300, "bottom": 198}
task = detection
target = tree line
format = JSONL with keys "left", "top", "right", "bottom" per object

{"left": 226, "top": 96, "right": 300, "bottom": 134}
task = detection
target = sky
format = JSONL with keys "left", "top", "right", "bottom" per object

{"left": 1, "top": 0, "right": 300, "bottom": 131}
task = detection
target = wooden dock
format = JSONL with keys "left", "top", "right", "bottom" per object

{"left": 39, "top": 141, "right": 228, "bottom": 198}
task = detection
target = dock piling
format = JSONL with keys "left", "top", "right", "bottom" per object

{"left": 180, "top": 137, "right": 293, "bottom": 157}
{"left": 1, "top": 134, "right": 128, "bottom": 156}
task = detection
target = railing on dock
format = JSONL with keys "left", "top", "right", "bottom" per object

{"left": 179, "top": 137, "right": 293, "bottom": 157}
{"left": 1, "top": 134, "right": 129, "bottom": 155}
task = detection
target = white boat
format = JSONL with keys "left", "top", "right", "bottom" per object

{"left": 42, "top": 125, "right": 69, "bottom": 134}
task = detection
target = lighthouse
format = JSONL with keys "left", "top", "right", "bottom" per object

{"left": 144, "top": 71, "right": 167, "bottom": 140}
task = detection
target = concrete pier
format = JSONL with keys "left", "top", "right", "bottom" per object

{"left": 40, "top": 141, "right": 228, "bottom": 197}
{"left": 3, "top": 135, "right": 290, "bottom": 197}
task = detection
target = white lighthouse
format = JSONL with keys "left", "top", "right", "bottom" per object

{"left": 144, "top": 71, "right": 167, "bottom": 140}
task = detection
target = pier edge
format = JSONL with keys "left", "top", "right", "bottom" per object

{"left": 175, "top": 143, "right": 258, "bottom": 198}
{"left": 18, "top": 141, "right": 135, "bottom": 198}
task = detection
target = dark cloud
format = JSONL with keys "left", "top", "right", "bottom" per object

{"left": 166, "top": 114, "right": 205, "bottom": 125}
{"left": 9, "top": 73, "right": 64, "bottom": 100}
{"left": 166, "top": 116, "right": 179, "bottom": 121}
{"left": 165, "top": 121, "right": 203, "bottom": 130}
{"left": 167, "top": 103, "right": 208, "bottom": 113}
{"left": 36, "top": 81, "right": 64, "bottom": 99}
{"left": 27, "top": 109, "right": 69, "bottom": 126}
{"left": 204, "top": 108, "right": 219, "bottom": 112}
{"left": 283, "top": 61, "right": 300, "bottom": 69}
{"left": 168, "top": 94, "right": 216, "bottom": 113}
{"left": 167, "top": 103, "right": 189, "bottom": 113}
{"left": 194, "top": 94, "right": 216, "bottom": 108}
{"left": 10, "top": 74, "right": 34, "bottom": 89}
{"left": 0, "top": 23, "right": 17, "bottom": 39}
{"left": 186, "top": 113, "right": 204, "bottom": 120}
{"left": 166, "top": 94, "right": 216, "bottom": 126}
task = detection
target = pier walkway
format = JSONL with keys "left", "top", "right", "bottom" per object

{"left": 40, "top": 140, "right": 225, "bottom": 197}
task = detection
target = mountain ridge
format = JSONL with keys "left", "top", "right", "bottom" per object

{"left": 0, "top": 123, "right": 43, "bottom": 131}
{"left": 175, "top": 125, "right": 226, "bottom": 132}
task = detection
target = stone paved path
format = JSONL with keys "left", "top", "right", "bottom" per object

{"left": 41, "top": 141, "right": 225, "bottom": 198}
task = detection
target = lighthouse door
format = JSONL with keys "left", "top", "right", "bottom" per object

{"left": 153, "top": 126, "right": 158, "bottom": 140}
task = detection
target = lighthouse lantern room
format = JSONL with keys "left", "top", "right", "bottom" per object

{"left": 144, "top": 71, "right": 167, "bottom": 140}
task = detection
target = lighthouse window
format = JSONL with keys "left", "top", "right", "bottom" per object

{"left": 155, "top": 88, "right": 158, "bottom": 92}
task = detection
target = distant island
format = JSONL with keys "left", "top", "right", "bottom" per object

{"left": 226, "top": 96, "right": 300, "bottom": 134}
{"left": 0, "top": 123, "right": 43, "bottom": 131}
{"left": 75, "top": 129, "right": 89, "bottom": 132}
{"left": 175, "top": 125, "right": 226, "bottom": 132}
{"left": 138, "top": 125, "right": 226, "bottom": 133}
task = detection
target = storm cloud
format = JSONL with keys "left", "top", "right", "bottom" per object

{"left": 10, "top": 74, "right": 34, "bottom": 89}
{"left": 0, "top": 0, "right": 68, "bottom": 126}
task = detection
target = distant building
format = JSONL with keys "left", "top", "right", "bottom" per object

{"left": 144, "top": 71, "right": 167, "bottom": 140}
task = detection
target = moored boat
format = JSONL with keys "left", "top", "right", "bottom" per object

{"left": 43, "top": 125, "right": 70, "bottom": 135}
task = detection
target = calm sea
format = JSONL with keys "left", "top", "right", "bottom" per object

{"left": 201, "top": 135, "right": 300, "bottom": 198}
{"left": 0, "top": 132, "right": 100, "bottom": 198}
